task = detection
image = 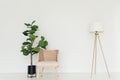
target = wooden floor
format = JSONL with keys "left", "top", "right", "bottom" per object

{"left": 0, "top": 73, "right": 119, "bottom": 80}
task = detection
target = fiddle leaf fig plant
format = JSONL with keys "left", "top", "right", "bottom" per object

{"left": 21, "top": 20, "right": 48, "bottom": 65}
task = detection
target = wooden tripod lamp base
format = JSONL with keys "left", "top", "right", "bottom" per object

{"left": 89, "top": 22, "right": 110, "bottom": 79}
{"left": 91, "top": 31, "right": 110, "bottom": 79}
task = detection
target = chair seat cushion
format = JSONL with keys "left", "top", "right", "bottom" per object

{"left": 37, "top": 61, "right": 59, "bottom": 67}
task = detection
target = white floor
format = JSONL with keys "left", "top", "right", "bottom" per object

{"left": 0, "top": 73, "right": 119, "bottom": 80}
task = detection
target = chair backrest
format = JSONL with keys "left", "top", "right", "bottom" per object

{"left": 38, "top": 50, "right": 59, "bottom": 62}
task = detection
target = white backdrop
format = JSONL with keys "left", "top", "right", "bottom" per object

{"left": 0, "top": 0, "right": 119, "bottom": 73}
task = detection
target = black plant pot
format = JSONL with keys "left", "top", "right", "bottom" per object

{"left": 27, "top": 65, "right": 36, "bottom": 78}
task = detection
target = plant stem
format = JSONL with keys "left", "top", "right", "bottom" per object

{"left": 30, "top": 53, "right": 32, "bottom": 65}
{"left": 30, "top": 40, "right": 34, "bottom": 66}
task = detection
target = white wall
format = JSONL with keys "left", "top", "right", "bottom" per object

{"left": 0, "top": 0, "right": 120, "bottom": 73}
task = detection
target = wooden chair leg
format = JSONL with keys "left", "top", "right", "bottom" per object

{"left": 41, "top": 67, "right": 44, "bottom": 77}
{"left": 36, "top": 66, "right": 39, "bottom": 79}
{"left": 55, "top": 67, "right": 59, "bottom": 77}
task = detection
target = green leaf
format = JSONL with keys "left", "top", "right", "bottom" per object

{"left": 38, "top": 36, "right": 48, "bottom": 49}
{"left": 22, "top": 42, "right": 31, "bottom": 45}
{"left": 27, "top": 44, "right": 32, "bottom": 50}
{"left": 32, "top": 20, "right": 36, "bottom": 24}
{"left": 29, "top": 34, "right": 36, "bottom": 41}
{"left": 23, "top": 49, "right": 30, "bottom": 56}
{"left": 31, "top": 25, "right": 38, "bottom": 31}
{"left": 41, "top": 36, "right": 45, "bottom": 41}
{"left": 24, "top": 23, "right": 31, "bottom": 26}
{"left": 44, "top": 41, "right": 48, "bottom": 46}
{"left": 21, "top": 45, "right": 25, "bottom": 50}
{"left": 32, "top": 47, "right": 40, "bottom": 53}
{"left": 21, "top": 46, "right": 30, "bottom": 56}
{"left": 23, "top": 30, "right": 29, "bottom": 36}
{"left": 26, "top": 38, "right": 31, "bottom": 41}
{"left": 41, "top": 41, "right": 48, "bottom": 49}
{"left": 28, "top": 30, "right": 35, "bottom": 34}
{"left": 38, "top": 39, "right": 48, "bottom": 49}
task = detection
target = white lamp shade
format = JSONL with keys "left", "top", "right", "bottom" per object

{"left": 89, "top": 22, "right": 104, "bottom": 33}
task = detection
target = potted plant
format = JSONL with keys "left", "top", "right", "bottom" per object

{"left": 21, "top": 20, "right": 48, "bottom": 78}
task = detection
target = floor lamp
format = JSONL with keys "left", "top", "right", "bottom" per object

{"left": 89, "top": 22, "right": 110, "bottom": 79}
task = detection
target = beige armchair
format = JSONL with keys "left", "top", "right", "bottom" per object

{"left": 36, "top": 50, "right": 59, "bottom": 78}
